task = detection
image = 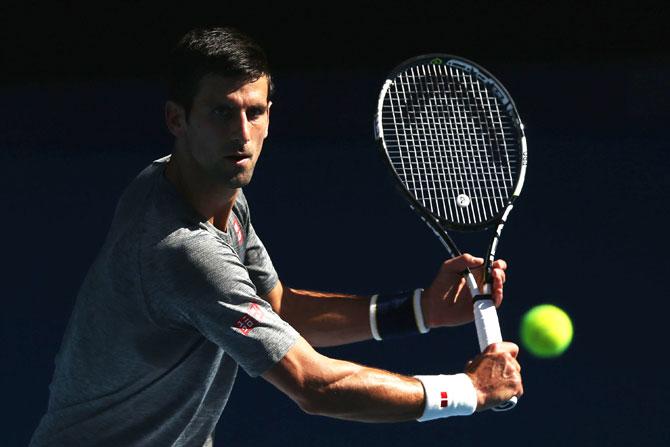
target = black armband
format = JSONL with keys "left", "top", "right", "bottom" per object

{"left": 369, "top": 289, "right": 429, "bottom": 340}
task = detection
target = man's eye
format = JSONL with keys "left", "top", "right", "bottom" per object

{"left": 247, "top": 108, "right": 265, "bottom": 120}
{"left": 213, "top": 107, "right": 232, "bottom": 118}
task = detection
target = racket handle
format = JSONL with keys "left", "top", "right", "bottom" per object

{"left": 473, "top": 297, "right": 518, "bottom": 412}
{"left": 473, "top": 298, "right": 503, "bottom": 351}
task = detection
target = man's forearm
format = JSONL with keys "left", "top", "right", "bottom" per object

{"left": 264, "top": 338, "right": 522, "bottom": 423}
{"left": 264, "top": 338, "right": 425, "bottom": 422}
{"left": 277, "top": 287, "right": 372, "bottom": 347}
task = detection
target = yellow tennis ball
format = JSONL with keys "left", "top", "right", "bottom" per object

{"left": 520, "top": 304, "right": 573, "bottom": 358}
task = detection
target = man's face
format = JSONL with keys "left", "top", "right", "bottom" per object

{"left": 179, "top": 74, "right": 271, "bottom": 189}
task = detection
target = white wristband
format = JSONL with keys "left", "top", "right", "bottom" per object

{"left": 412, "top": 288, "right": 430, "bottom": 334}
{"left": 369, "top": 294, "right": 382, "bottom": 341}
{"left": 414, "top": 374, "right": 478, "bottom": 421}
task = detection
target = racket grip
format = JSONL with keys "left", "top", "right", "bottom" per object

{"left": 472, "top": 296, "right": 518, "bottom": 412}
{"left": 473, "top": 297, "right": 503, "bottom": 351}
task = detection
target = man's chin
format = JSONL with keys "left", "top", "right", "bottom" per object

{"left": 204, "top": 164, "right": 255, "bottom": 189}
{"left": 225, "top": 172, "right": 254, "bottom": 189}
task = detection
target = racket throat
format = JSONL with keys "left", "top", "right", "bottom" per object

{"left": 463, "top": 270, "right": 492, "bottom": 299}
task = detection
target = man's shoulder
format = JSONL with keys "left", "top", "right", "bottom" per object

{"left": 151, "top": 224, "right": 239, "bottom": 267}
{"left": 116, "top": 156, "right": 168, "bottom": 209}
{"left": 156, "top": 224, "right": 221, "bottom": 251}
{"left": 132, "top": 155, "right": 170, "bottom": 184}
{"left": 142, "top": 224, "right": 247, "bottom": 292}
{"left": 108, "top": 155, "right": 200, "bottom": 254}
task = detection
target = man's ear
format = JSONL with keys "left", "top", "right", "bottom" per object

{"left": 165, "top": 101, "right": 187, "bottom": 137}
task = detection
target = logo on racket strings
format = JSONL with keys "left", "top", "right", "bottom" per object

{"left": 456, "top": 194, "right": 471, "bottom": 208}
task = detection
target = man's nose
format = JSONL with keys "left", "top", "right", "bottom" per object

{"left": 230, "top": 111, "right": 252, "bottom": 145}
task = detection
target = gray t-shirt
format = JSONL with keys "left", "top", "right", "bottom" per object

{"left": 30, "top": 156, "right": 299, "bottom": 446}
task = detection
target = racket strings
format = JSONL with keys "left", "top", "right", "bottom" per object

{"left": 381, "top": 63, "right": 519, "bottom": 225}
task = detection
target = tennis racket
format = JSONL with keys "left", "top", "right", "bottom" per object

{"left": 373, "top": 54, "right": 527, "bottom": 411}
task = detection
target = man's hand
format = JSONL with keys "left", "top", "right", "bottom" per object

{"left": 464, "top": 342, "right": 523, "bottom": 411}
{"left": 421, "top": 254, "right": 507, "bottom": 328}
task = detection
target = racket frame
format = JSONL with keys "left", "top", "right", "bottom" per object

{"left": 374, "top": 54, "right": 528, "bottom": 411}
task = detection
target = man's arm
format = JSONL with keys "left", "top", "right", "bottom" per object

{"left": 264, "top": 283, "right": 372, "bottom": 346}
{"left": 264, "top": 254, "right": 507, "bottom": 347}
{"left": 262, "top": 337, "right": 523, "bottom": 422}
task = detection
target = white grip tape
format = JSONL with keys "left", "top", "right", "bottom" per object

{"left": 473, "top": 299, "right": 503, "bottom": 352}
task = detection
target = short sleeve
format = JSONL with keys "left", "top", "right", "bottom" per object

{"left": 244, "top": 222, "right": 278, "bottom": 297}
{"left": 141, "top": 229, "right": 299, "bottom": 377}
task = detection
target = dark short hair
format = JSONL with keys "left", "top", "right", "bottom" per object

{"left": 166, "top": 27, "right": 274, "bottom": 117}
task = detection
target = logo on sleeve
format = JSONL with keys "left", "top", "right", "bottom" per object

{"left": 232, "top": 303, "right": 265, "bottom": 335}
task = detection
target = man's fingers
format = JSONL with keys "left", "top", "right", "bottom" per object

{"left": 484, "top": 342, "right": 519, "bottom": 358}
{"left": 442, "top": 253, "right": 484, "bottom": 273}
{"left": 491, "top": 259, "right": 507, "bottom": 271}
{"left": 491, "top": 268, "right": 505, "bottom": 306}
{"left": 492, "top": 268, "right": 506, "bottom": 284}
{"left": 467, "top": 342, "right": 524, "bottom": 411}
{"left": 447, "top": 257, "right": 507, "bottom": 278}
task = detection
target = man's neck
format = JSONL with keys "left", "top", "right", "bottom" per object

{"left": 164, "top": 152, "right": 238, "bottom": 232}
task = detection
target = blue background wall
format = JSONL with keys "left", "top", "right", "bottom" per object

{"left": 2, "top": 2, "right": 669, "bottom": 445}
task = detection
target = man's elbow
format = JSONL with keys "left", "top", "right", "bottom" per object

{"left": 271, "top": 368, "right": 341, "bottom": 417}
{"left": 288, "top": 378, "right": 331, "bottom": 416}
{"left": 262, "top": 338, "right": 357, "bottom": 417}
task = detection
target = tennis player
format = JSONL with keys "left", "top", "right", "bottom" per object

{"left": 29, "top": 27, "right": 522, "bottom": 446}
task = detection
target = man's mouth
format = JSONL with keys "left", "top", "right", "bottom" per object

{"left": 225, "top": 154, "right": 252, "bottom": 166}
